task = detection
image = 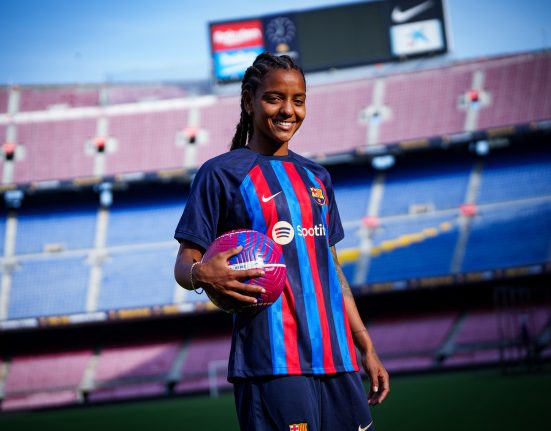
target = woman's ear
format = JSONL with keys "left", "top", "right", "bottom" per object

{"left": 243, "top": 90, "right": 253, "bottom": 116}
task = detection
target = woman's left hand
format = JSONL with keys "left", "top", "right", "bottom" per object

{"left": 361, "top": 349, "right": 390, "bottom": 405}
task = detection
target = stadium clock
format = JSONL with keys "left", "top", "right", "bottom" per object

{"left": 265, "top": 16, "right": 296, "bottom": 44}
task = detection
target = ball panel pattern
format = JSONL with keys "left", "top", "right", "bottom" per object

{"left": 202, "top": 229, "right": 287, "bottom": 313}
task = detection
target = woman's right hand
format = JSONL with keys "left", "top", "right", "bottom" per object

{"left": 193, "top": 245, "right": 266, "bottom": 305}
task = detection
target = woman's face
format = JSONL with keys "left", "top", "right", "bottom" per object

{"left": 246, "top": 68, "right": 306, "bottom": 151}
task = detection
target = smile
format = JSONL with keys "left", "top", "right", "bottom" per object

{"left": 273, "top": 119, "right": 293, "bottom": 129}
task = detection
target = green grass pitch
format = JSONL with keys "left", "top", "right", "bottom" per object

{"left": 1, "top": 367, "right": 550, "bottom": 430}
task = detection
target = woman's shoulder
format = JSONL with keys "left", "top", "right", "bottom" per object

{"left": 197, "top": 148, "right": 254, "bottom": 172}
{"left": 196, "top": 148, "right": 258, "bottom": 181}
{"left": 289, "top": 150, "right": 332, "bottom": 180}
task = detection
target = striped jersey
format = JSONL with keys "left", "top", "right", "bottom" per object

{"left": 174, "top": 148, "right": 359, "bottom": 379}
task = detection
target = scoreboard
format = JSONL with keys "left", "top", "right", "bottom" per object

{"left": 209, "top": 0, "right": 449, "bottom": 83}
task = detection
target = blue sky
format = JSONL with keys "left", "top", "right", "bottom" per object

{"left": 1, "top": 0, "right": 550, "bottom": 85}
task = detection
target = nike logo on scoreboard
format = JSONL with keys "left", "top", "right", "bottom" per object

{"left": 262, "top": 191, "right": 282, "bottom": 203}
{"left": 392, "top": 1, "right": 434, "bottom": 23}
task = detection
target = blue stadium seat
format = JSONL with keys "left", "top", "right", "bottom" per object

{"left": 477, "top": 149, "right": 551, "bottom": 204}
{"left": 462, "top": 201, "right": 551, "bottom": 272}
{"left": 15, "top": 203, "right": 97, "bottom": 254}
{"left": 98, "top": 247, "right": 178, "bottom": 310}
{"left": 334, "top": 179, "right": 373, "bottom": 223}
{"left": 379, "top": 158, "right": 472, "bottom": 217}
{"left": 107, "top": 192, "right": 186, "bottom": 246}
{"left": 366, "top": 214, "right": 459, "bottom": 283}
{"left": 9, "top": 256, "right": 89, "bottom": 319}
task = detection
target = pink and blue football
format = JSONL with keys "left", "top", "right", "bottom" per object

{"left": 201, "top": 229, "right": 286, "bottom": 313}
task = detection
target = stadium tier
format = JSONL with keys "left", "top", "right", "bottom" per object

{"left": 15, "top": 118, "right": 97, "bottom": 183}
{"left": 1, "top": 52, "right": 550, "bottom": 185}
{"left": 0, "top": 89, "right": 8, "bottom": 114}
{"left": 1, "top": 349, "right": 91, "bottom": 411}
{"left": 103, "top": 84, "right": 187, "bottom": 105}
{"left": 1, "top": 305, "right": 548, "bottom": 410}
{"left": 174, "top": 335, "right": 232, "bottom": 395}
{"left": 18, "top": 87, "right": 100, "bottom": 112}
{"left": 477, "top": 54, "right": 551, "bottom": 129}
{"left": 0, "top": 142, "right": 550, "bottom": 322}
{"left": 105, "top": 109, "right": 192, "bottom": 175}
{"left": 9, "top": 256, "right": 90, "bottom": 319}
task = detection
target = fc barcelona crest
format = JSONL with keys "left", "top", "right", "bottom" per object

{"left": 289, "top": 423, "right": 308, "bottom": 431}
{"left": 310, "top": 187, "right": 326, "bottom": 206}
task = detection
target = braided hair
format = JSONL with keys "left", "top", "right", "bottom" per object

{"left": 230, "top": 52, "right": 305, "bottom": 151}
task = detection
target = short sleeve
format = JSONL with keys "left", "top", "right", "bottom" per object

{"left": 324, "top": 172, "right": 345, "bottom": 247}
{"left": 174, "top": 162, "right": 221, "bottom": 250}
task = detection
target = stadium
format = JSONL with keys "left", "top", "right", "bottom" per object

{"left": 0, "top": 1, "right": 550, "bottom": 430}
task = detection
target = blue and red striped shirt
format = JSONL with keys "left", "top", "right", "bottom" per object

{"left": 175, "top": 148, "right": 358, "bottom": 379}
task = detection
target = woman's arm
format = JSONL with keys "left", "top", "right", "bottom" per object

{"left": 330, "top": 246, "right": 390, "bottom": 405}
{"left": 174, "top": 240, "right": 265, "bottom": 304}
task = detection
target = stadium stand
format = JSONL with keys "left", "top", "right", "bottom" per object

{"left": 15, "top": 200, "right": 97, "bottom": 254}
{"left": 377, "top": 157, "right": 472, "bottom": 216}
{"left": 86, "top": 341, "right": 180, "bottom": 402}
{"left": 476, "top": 146, "right": 551, "bottom": 204}
{"left": 1, "top": 52, "right": 549, "bottom": 185}
{"left": 105, "top": 109, "right": 191, "bottom": 175}
{"left": 0, "top": 88, "right": 8, "bottom": 113}
{"left": 367, "top": 312, "right": 457, "bottom": 358}
{"left": 106, "top": 189, "right": 185, "bottom": 246}
{"left": 104, "top": 84, "right": 187, "bottom": 105}
{"left": 2, "top": 142, "right": 549, "bottom": 319}
{"left": 2, "top": 349, "right": 91, "bottom": 411}
{"left": 15, "top": 118, "right": 97, "bottom": 183}
{"left": 174, "top": 335, "right": 232, "bottom": 395}
{"left": 98, "top": 247, "right": 177, "bottom": 311}
{"left": 378, "top": 64, "right": 470, "bottom": 143}
{"left": 292, "top": 78, "right": 374, "bottom": 155}
{"left": 18, "top": 87, "right": 100, "bottom": 112}
{"left": 461, "top": 201, "right": 551, "bottom": 272}
{"left": 0, "top": 51, "right": 550, "bottom": 411}
{"left": 196, "top": 96, "right": 240, "bottom": 164}
{"left": 367, "top": 213, "right": 459, "bottom": 283}
{"left": 8, "top": 256, "right": 90, "bottom": 319}
{"left": 477, "top": 54, "right": 551, "bottom": 129}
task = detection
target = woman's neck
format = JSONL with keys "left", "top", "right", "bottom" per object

{"left": 247, "top": 140, "right": 289, "bottom": 156}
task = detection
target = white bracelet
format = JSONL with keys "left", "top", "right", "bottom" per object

{"left": 190, "top": 262, "right": 203, "bottom": 294}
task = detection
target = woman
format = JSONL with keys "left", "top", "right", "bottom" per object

{"left": 174, "top": 52, "right": 389, "bottom": 431}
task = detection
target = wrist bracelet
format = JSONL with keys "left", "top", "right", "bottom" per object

{"left": 190, "top": 262, "right": 203, "bottom": 294}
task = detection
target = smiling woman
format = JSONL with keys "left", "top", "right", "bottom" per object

{"left": 173, "top": 52, "right": 388, "bottom": 431}
{"left": 243, "top": 67, "right": 306, "bottom": 155}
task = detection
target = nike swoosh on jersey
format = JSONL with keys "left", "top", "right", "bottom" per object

{"left": 391, "top": 1, "right": 434, "bottom": 23}
{"left": 358, "top": 421, "right": 373, "bottom": 431}
{"left": 262, "top": 191, "right": 282, "bottom": 203}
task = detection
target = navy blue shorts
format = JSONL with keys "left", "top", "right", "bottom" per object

{"left": 233, "top": 372, "right": 374, "bottom": 431}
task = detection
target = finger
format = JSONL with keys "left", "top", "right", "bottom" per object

{"left": 225, "top": 289, "right": 259, "bottom": 304}
{"left": 368, "top": 371, "right": 379, "bottom": 405}
{"left": 221, "top": 245, "right": 243, "bottom": 258}
{"left": 230, "top": 268, "right": 265, "bottom": 280}
{"left": 374, "top": 373, "right": 389, "bottom": 404}
{"left": 228, "top": 280, "right": 265, "bottom": 296}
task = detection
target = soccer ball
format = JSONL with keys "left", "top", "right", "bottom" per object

{"left": 201, "top": 229, "right": 286, "bottom": 313}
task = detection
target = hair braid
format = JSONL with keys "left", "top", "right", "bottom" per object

{"left": 230, "top": 52, "right": 305, "bottom": 151}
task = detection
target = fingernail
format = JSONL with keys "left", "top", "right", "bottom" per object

{"left": 374, "top": 386, "right": 379, "bottom": 392}
{"left": 261, "top": 288, "right": 266, "bottom": 293}
{"left": 259, "top": 271, "right": 265, "bottom": 276}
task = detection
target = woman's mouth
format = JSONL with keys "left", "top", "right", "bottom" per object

{"left": 273, "top": 119, "right": 293, "bottom": 130}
